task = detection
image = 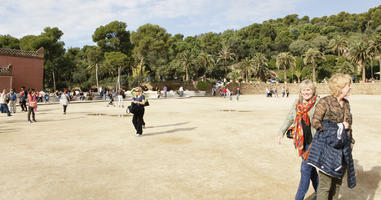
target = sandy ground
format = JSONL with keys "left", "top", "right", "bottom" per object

{"left": 0, "top": 95, "right": 380, "bottom": 200}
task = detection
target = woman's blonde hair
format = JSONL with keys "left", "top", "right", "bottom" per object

{"left": 299, "top": 79, "right": 316, "bottom": 98}
{"left": 134, "top": 87, "right": 142, "bottom": 92}
{"left": 328, "top": 73, "right": 352, "bottom": 97}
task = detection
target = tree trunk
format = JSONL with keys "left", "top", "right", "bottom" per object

{"left": 283, "top": 68, "right": 287, "bottom": 83}
{"left": 297, "top": 76, "right": 300, "bottom": 83}
{"left": 245, "top": 71, "right": 248, "bottom": 83}
{"left": 312, "top": 62, "right": 316, "bottom": 83}
{"left": 224, "top": 59, "right": 227, "bottom": 76}
{"left": 117, "top": 66, "right": 121, "bottom": 91}
{"left": 139, "top": 57, "right": 144, "bottom": 84}
{"left": 379, "top": 55, "right": 381, "bottom": 80}
{"left": 52, "top": 69, "right": 56, "bottom": 91}
{"left": 185, "top": 65, "right": 189, "bottom": 81}
{"left": 96, "top": 63, "right": 99, "bottom": 90}
{"left": 362, "top": 63, "right": 366, "bottom": 83}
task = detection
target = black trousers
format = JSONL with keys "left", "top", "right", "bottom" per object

{"left": 21, "top": 100, "right": 27, "bottom": 111}
{"left": 142, "top": 109, "right": 145, "bottom": 126}
{"left": 27, "top": 106, "right": 35, "bottom": 121}
{"left": 132, "top": 110, "right": 144, "bottom": 134}
{"left": 63, "top": 105, "right": 67, "bottom": 113}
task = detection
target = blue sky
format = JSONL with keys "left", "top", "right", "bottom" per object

{"left": 0, "top": 0, "right": 380, "bottom": 48}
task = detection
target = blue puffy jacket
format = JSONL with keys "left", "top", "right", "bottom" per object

{"left": 307, "top": 120, "right": 356, "bottom": 189}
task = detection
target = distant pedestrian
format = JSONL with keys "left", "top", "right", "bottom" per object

{"left": 0, "top": 89, "right": 12, "bottom": 116}
{"left": 108, "top": 90, "right": 115, "bottom": 107}
{"left": 236, "top": 88, "right": 240, "bottom": 101}
{"left": 9, "top": 89, "right": 17, "bottom": 113}
{"left": 27, "top": 89, "right": 38, "bottom": 123}
{"left": 223, "top": 88, "right": 227, "bottom": 98}
{"left": 281, "top": 87, "right": 285, "bottom": 98}
{"left": 60, "top": 90, "right": 70, "bottom": 115}
{"left": 266, "top": 88, "right": 270, "bottom": 97}
{"left": 274, "top": 88, "right": 278, "bottom": 98}
{"left": 20, "top": 86, "right": 28, "bottom": 112}
{"left": 286, "top": 88, "right": 290, "bottom": 97}
{"left": 44, "top": 92, "right": 50, "bottom": 103}
{"left": 163, "top": 86, "right": 167, "bottom": 98}
{"left": 228, "top": 89, "right": 233, "bottom": 101}
{"left": 157, "top": 88, "right": 161, "bottom": 99}
{"left": 117, "top": 90, "right": 124, "bottom": 108}
{"left": 179, "top": 86, "right": 184, "bottom": 97}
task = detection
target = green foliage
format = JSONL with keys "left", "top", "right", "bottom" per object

{"left": 92, "top": 21, "right": 132, "bottom": 55}
{"left": 289, "top": 40, "right": 312, "bottom": 56}
{"left": 0, "top": 35, "right": 20, "bottom": 49}
{"left": 103, "top": 51, "right": 129, "bottom": 76}
{"left": 196, "top": 81, "right": 211, "bottom": 91}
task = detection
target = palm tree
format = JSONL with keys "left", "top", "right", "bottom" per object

{"left": 368, "top": 35, "right": 381, "bottom": 80}
{"left": 276, "top": 52, "right": 296, "bottom": 83}
{"left": 179, "top": 50, "right": 194, "bottom": 81}
{"left": 337, "top": 60, "right": 355, "bottom": 75}
{"left": 349, "top": 40, "right": 369, "bottom": 82}
{"left": 329, "top": 35, "right": 349, "bottom": 56}
{"left": 197, "top": 52, "right": 215, "bottom": 78}
{"left": 217, "top": 44, "right": 235, "bottom": 76}
{"left": 240, "top": 57, "right": 255, "bottom": 83}
{"left": 227, "top": 69, "right": 241, "bottom": 83}
{"left": 294, "top": 69, "right": 302, "bottom": 83}
{"left": 252, "top": 53, "right": 269, "bottom": 82}
{"left": 303, "top": 48, "right": 326, "bottom": 83}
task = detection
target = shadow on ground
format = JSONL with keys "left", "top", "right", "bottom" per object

{"left": 142, "top": 127, "right": 197, "bottom": 137}
{"left": 144, "top": 122, "right": 190, "bottom": 129}
{"left": 339, "top": 160, "right": 381, "bottom": 200}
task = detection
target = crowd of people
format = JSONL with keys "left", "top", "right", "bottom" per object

{"left": 211, "top": 81, "right": 241, "bottom": 101}
{"left": 266, "top": 86, "right": 289, "bottom": 98}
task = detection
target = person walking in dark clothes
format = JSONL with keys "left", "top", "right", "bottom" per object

{"left": 20, "top": 86, "right": 28, "bottom": 112}
{"left": 131, "top": 87, "right": 145, "bottom": 136}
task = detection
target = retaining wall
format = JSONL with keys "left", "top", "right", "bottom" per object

{"left": 229, "top": 82, "right": 381, "bottom": 95}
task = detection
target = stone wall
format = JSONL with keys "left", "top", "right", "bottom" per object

{"left": 228, "top": 82, "right": 381, "bottom": 95}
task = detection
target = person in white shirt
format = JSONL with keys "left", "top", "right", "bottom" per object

{"left": 0, "top": 89, "right": 12, "bottom": 116}
{"left": 60, "top": 90, "right": 70, "bottom": 115}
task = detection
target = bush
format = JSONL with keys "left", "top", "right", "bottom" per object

{"left": 196, "top": 81, "right": 211, "bottom": 91}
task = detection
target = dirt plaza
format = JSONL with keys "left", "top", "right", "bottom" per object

{"left": 0, "top": 95, "right": 380, "bottom": 200}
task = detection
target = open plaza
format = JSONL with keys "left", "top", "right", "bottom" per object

{"left": 1, "top": 95, "right": 380, "bottom": 199}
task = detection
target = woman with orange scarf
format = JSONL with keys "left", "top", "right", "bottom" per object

{"left": 278, "top": 79, "right": 319, "bottom": 200}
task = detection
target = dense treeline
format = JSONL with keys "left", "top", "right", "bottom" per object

{"left": 1, "top": 5, "right": 381, "bottom": 90}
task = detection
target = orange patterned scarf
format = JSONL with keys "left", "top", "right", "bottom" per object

{"left": 289, "top": 96, "right": 317, "bottom": 156}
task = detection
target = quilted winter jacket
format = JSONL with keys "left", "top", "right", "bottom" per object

{"left": 307, "top": 120, "right": 356, "bottom": 189}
